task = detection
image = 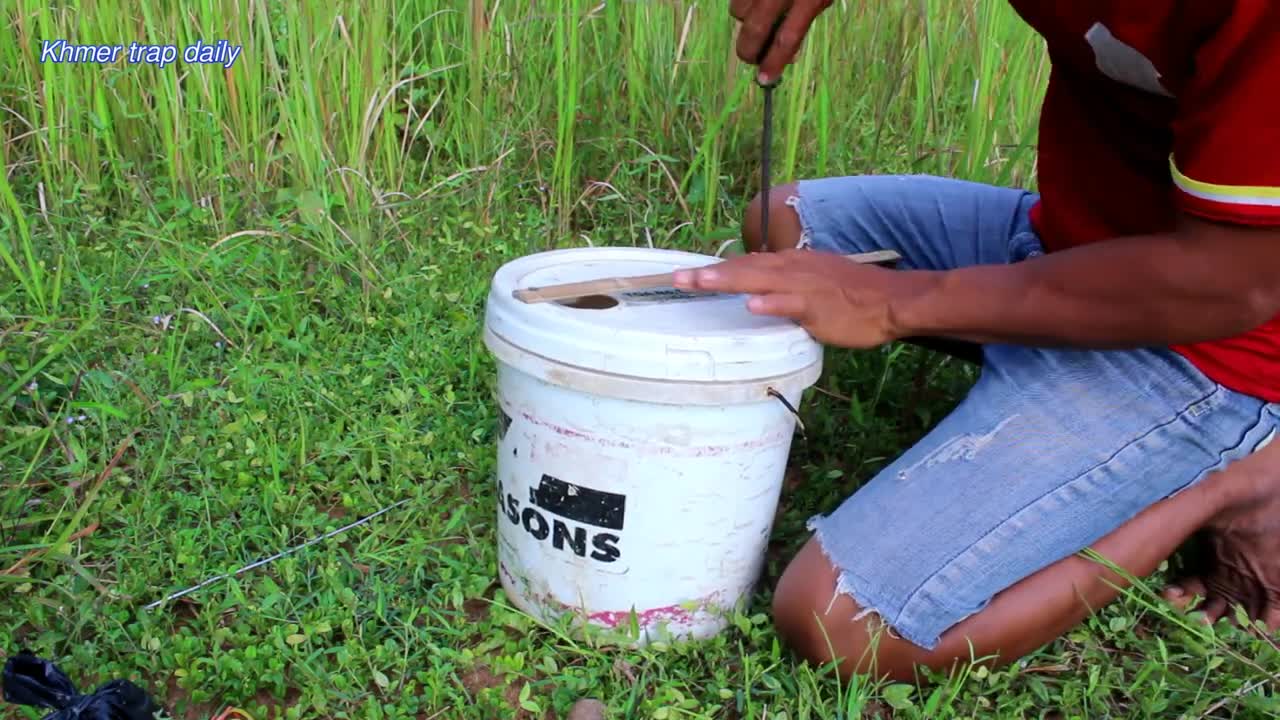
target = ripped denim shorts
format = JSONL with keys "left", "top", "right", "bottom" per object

{"left": 790, "top": 174, "right": 1280, "bottom": 650}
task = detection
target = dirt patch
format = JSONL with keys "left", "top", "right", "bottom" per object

{"left": 11, "top": 623, "right": 36, "bottom": 645}
{"left": 253, "top": 686, "right": 303, "bottom": 717}
{"left": 163, "top": 674, "right": 302, "bottom": 720}
{"left": 770, "top": 466, "right": 808, "bottom": 524}
{"left": 460, "top": 664, "right": 541, "bottom": 719}
{"left": 464, "top": 597, "right": 490, "bottom": 624}
{"left": 171, "top": 597, "right": 204, "bottom": 622}
{"left": 566, "top": 698, "right": 607, "bottom": 720}
{"left": 461, "top": 664, "right": 504, "bottom": 694}
{"left": 163, "top": 673, "right": 218, "bottom": 720}
{"left": 454, "top": 474, "right": 474, "bottom": 502}
{"left": 862, "top": 700, "right": 892, "bottom": 717}
{"left": 321, "top": 503, "right": 349, "bottom": 520}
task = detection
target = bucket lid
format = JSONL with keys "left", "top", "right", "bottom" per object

{"left": 484, "top": 247, "right": 822, "bottom": 383}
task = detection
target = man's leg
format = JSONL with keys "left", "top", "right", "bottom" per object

{"left": 774, "top": 447, "right": 1277, "bottom": 682}
{"left": 740, "top": 176, "right": 1043, "bottom": 266}
{"left": 743, "top": 183, "right": 804, "bottom": 253}
{"left": 767, "top": 341, "right": 1277, "bottom": 682}
{"left": 739, "top": 175, "right": 1279, "bottom": 681}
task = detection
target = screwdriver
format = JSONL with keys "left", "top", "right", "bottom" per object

{"left": 756, "top": 18, "right": 784, "bottom": 253}
{"left": 759, "top": 80, "right": 776, "bottom": 251}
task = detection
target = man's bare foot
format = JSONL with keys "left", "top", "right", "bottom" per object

{"left": 1162, "top": 440, "right": 1280, "bottom": 631}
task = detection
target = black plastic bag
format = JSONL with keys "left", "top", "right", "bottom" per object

{"left": 3, "top": 650, "right": 156, "bottom": 720}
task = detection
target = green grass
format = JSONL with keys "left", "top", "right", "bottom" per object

{"left": 1, "top": 0, "right": 1277, "bottom": 718}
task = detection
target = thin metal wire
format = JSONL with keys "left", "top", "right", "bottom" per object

{"left": 768, "top": 387, "right": 806, "bottom": 438}
{"left": 142, "top": 499, "right": 409, "bottom": 611}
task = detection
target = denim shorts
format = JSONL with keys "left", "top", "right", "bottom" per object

{"left": 791, "top": 174, "right": 1280, "bottom": 651}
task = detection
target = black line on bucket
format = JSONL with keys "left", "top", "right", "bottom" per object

{"left": 768, "top": 388, "right": 806, "bottom": 439}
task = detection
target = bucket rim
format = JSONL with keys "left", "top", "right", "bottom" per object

{"left": 484, "top": 246, "right": 824, "bottom": 385}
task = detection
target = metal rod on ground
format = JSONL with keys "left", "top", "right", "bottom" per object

{"left": 141, "top": 499, "right": 409, "bottom": 611}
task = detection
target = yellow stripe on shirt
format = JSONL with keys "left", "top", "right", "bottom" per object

{"left": 1170, "top": 156, "right": 1280, "bottom": 206}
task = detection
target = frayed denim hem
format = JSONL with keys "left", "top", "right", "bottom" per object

{"left": 789, "top": 182, "right": 828, "bottom": 251}
{"left": 806, "top": 514, "right": 944, "bottom": 652}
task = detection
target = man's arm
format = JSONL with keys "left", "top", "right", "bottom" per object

{"left": 901, "top": 7, "right": 1280, "bottom": 349}
{"left": 684, "top": 4, "right": 1280, "bottom": 351}
{"left": 893, "top": 216, "right": 1280, "bottom": 348}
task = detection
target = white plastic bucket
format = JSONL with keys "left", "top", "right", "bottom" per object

{"left": 483, "top": 246, "right": 822, "bottom": 643}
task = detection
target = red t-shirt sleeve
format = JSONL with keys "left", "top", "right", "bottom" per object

{"left": 1171, "top": 3, "right": 1280, "bottom": 226}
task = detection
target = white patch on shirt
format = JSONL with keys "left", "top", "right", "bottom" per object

{"left": 1085, "top": 22, "right": 1174, "bottom": 98}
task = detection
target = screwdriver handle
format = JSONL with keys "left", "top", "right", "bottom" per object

{"left": 754, "top": 15, "right": 786, "bottom": 86}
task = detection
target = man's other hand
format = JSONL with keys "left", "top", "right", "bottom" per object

{"left": 672, "top": 249, "right": 925, "bottom": 349}
{"left": 730, "top": 0, "right": 834, "bottom": 84}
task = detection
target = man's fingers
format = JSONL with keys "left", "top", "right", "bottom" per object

{"left": 680, "top": 266, "right": 789, "bottom": 295}
{"left": 746, "top": 292, "right": 809, "bottom": 321}
{"left": 672, "top": 255, "right": 792, "bottom": 294}
{"left": 730, "top": 0, "right": 753, "bottom": 21}
{"left": 736, "top": 0, "right": 790, "bottom": 66}
{"left": 757, "top": 0, "right": 829, "bottom": 83}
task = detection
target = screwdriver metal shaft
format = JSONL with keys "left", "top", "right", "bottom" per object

{"left": 755, "top": 17, "right": 783, "bottom": 254}
{"left": 761, "top": 82, "right": 774, "bottom": 251}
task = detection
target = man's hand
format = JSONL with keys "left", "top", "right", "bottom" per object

{"left": 730, "top": 0, "right": 834, "bottom": 84}
{"left": 671, "top": 250, "right": 923, "bottom": 348}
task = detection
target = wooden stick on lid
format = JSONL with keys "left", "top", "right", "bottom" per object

{"left": 512, "top": 249, "right": 902, "bottom": 304}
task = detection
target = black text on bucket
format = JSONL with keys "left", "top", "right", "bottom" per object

{"left": 498, "top": 475, "right": 625, "bottom": 563}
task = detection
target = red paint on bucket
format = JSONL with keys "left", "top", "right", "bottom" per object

{"left": 586, "top": 604, "right": 695, "bottom": 629}
{"left": 513, "top": 588, "right": 708, "bottom": 631}
{"left": 541, "top": 595, "right": 704, "bottom": 629}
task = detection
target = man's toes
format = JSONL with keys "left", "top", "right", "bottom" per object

{"left": 1263, "top": 604, "right": 1280, "bottom": 632}
{"left": 1200, "top": 596, "right": 1228, "bottom": 625}
{"left": 1163, "top": 577, "right": 1207, "bottom": 611}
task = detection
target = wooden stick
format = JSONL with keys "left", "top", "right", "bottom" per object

{"left": 512, "top": 249, "right": 902, "bottom": 304}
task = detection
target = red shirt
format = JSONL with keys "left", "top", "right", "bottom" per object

{"left": 1008, "top": 1, "right": 1280, "bottom": 402}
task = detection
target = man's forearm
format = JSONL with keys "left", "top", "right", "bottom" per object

{"left": 891, "top": 230, "right": 1280, "bottom": 349}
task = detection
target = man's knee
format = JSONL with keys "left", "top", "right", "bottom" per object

{"left": 770, "top": 540, "right": 928, "bottom": 682}
{"left": 770, "top": 557, "right": 823, "bottom": 657}
{"left": 771, "top": 541, "right": 869, "bottom": 673}
{"left": 743, "top": 182, "right": 804, "bottom": 253}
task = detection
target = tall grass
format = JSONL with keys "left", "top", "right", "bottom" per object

{"left": 2, "top": 0, "right": 1048, "bottom": 303}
